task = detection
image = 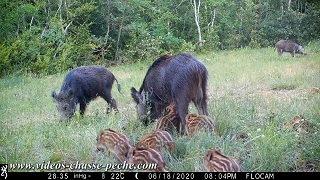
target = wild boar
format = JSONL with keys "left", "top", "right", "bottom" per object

{"left": 131, "top": 53, "right": 209, "bottom": 135}
{"left": 52, "top": 65, "right": 121, "bottom": 121}
{"left": 275, "top": 40, "right": 306, "bottom": 57}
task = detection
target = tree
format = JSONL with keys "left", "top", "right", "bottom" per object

{"left": 192, "top": 0, "right": 205, "bottom": 51}
{"left": 1, "top": 0, "right": 320, "bottom": 76}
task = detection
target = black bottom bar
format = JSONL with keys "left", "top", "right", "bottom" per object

{"left": 2, "top": 172, "right": 320, "bottom": 180}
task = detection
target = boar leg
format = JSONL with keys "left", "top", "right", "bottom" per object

{"left": 79, "top": 101, "right": 87, "bottom": 116}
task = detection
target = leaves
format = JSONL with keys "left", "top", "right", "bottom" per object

{"left": 0, "top": 0, "right": 320, "bottom": 76}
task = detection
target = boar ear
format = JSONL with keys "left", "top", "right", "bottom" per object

{"left": 131, "top": 87, "right": 144, "bottom": 104}
{"left": 132, "top": 148, "right": 136, "bottom": 156}
{"left": 124, "top": 150, "right": 129, "bottom": 159}
{"left": 205, "top": 150, "right": 214, "bottom": 161}
{"left": 215, "top": 148, "right": 222, "bottom": 154}
{"left": 127, "top": 147, "right": 134, "bottom": 157}
{"left": 66, "top": 88, "right": 73, "bottom": 97}
{"left": 52, "top": 91, "right": 57, "bottom": 99}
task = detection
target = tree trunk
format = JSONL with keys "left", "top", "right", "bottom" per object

{"left": 193, "top": 0, "right": 202, "bottom": 41}
{"left": 288, "top": 0, "right": 291, "bottom": 10}
{"left": 102, "top": 0, "right": 111, "bottom": 61}
{"left": 193, "top": 0, "right": 205, "bottom": 51}
{"left": 114, "top": 9, "right": 125, "bottom": 63}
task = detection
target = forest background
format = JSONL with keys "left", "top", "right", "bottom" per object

{"left": 1, "top": 0, "right": 320, "bottom": 77}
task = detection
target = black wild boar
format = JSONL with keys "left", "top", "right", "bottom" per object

{"left": 131, "top": 53, "right": 209, "bottom": 135}
{"left": 52, "top": 65, "right": 121, "bottom": 121}
{"left": 275, "top": 40, "right": 306, "bottom": 57}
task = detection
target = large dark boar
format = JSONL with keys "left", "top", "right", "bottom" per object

{"left": 131, "top": 53, "right": 209, "bottom": 135}
{"left": 52, "top": 65, "right": 121, "bottom": 121}
{"left": 275, "top": 40, "right": 306, "bottom": 57}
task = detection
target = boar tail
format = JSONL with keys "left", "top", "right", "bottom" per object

{"left": 114, "top": 78, "right": 122, "bottom": 94}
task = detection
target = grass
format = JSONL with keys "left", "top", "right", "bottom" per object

{"left": 1, "top": 41, "right": 320, "bottom": 172}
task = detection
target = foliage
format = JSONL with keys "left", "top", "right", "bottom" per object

{"left": 0, "top": 0, "right": 320, "bottom": 76}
